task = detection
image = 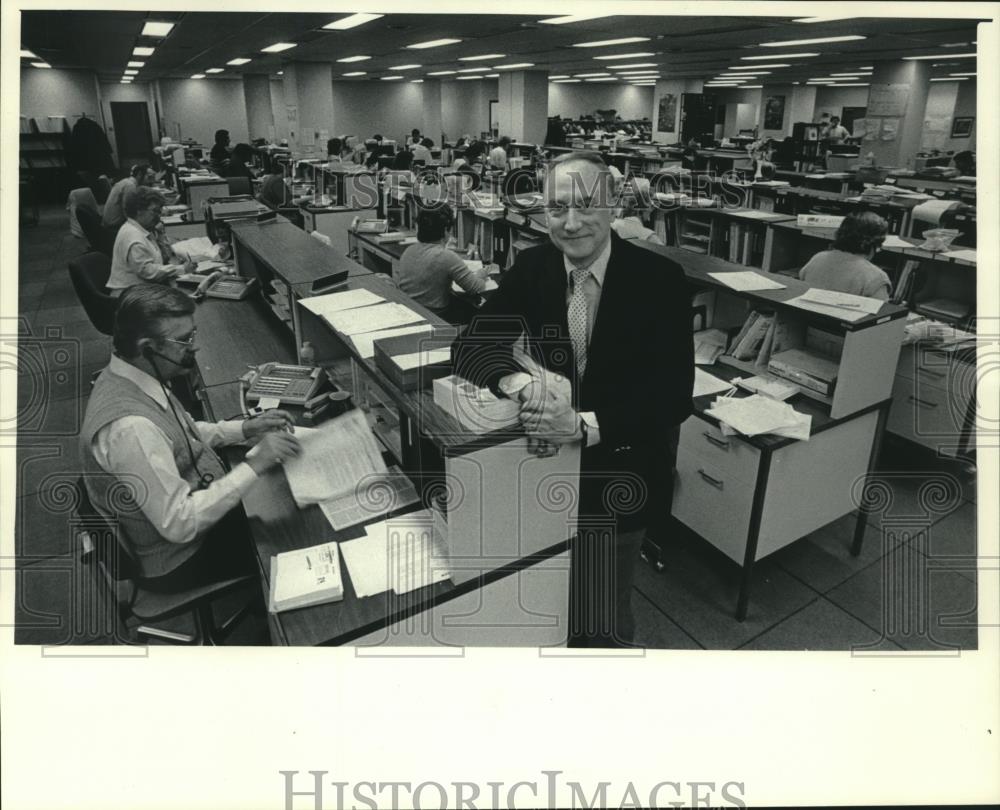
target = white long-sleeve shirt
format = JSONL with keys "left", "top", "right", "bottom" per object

{"left": 90, "top": 356, "right": 258, "bottom": 545}
{"left": 108, "top": 218, "right": 185, "bottom": 292}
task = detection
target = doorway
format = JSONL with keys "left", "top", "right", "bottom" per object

{"left": 110, "top": 101, "right": 153, "bottom": 170}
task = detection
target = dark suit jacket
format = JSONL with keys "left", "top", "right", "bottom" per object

{"left": 453, "top": 231, "right": 694, "bottom": 530}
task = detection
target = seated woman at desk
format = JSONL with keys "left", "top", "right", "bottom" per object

{"left": 610, "top": 178, "right": 664, "bottom": 245}
{"left": 209, "top": 129, "right": 231, "bottom": 172}
{"left": 395, "top": 204, "right": 487, "bottom": 322}
{"left": 108, "top": 187, "right": 194, "bottom": 295}
{"left": 798, "top": 211, "right": 892, "bottom": 300}
{"left": 412, "top": 137, "right": 434, "bottom": 165}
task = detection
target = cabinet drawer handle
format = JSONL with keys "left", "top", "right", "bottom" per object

{"left": 697, "top": 469, "right": 725, "bottom": 490}
{"left": 702, "top": 431, "right": 729, "bottom": 450}
{"left": 908, "top": 395, "right": 939, "bottom": 410}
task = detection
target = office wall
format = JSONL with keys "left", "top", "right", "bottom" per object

{"left": 157, "top": 78, "right": 249, "bottom": 147}
{"left": 814, "top": 86, "right": 870, "bottom": 120}
{"left": 331, "top": 81, "right": 425, "bottom": 145}
{"left": 20, "top": 68, "right": 100, "bottom": 126}
{"left": 270, "top": 79, "right": 289, "bottom": 143}
{"left": 442, "top": 81, "right": 495, "bottom": 141}
{"left": 548, "top": 84, "right": 653, "bottom": 121}
{"left": 98, "top": 82, "right": 158, "bottom": 169}
{"left": 947, "top": 79, "right": 976, "bottom": 152}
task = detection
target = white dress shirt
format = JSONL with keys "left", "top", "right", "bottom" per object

{"left": 108, "top": 218, "right": 185, "bottom": 293}
{"left": 91, "top": 355, "right": 258, "bottom": 545}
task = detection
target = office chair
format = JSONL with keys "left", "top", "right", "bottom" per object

{"left": 68, "top": 252, "right": 116, "bottom": 336}
{"left": 74, "top": 477, "right": 259, "bottom": 645}
{"left": 75, "top": 207, "right": 115, "bottom": 256}
{"left": 227, "top": 176, "right": 252, "bottom": 196}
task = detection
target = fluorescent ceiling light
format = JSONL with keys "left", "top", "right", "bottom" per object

{"left": 127, "top": 61, "right": 145, "bottom": 67}
{"left": 761, "top": 35, "right": 865, "bottom": 47}
{"left": 227, "top": 57, "right": 251, "bottom": 66}
{"left": 133, "top": 46, "right": 155, "bottom": 56}
{"left": 494, "top": 63, "right": 534, "bottom": 69}
{"left": 705, "top": 83, "right": 739, "bottom": 87}
{"left": 950, "top": 72, "right": 976, "bottom": 76}
{"left": 407, "top": 38, "right": 462, "bottom": 49}
{"left": 552, "top": 79, "right": 581, "bottom": 83}
{"left": 20, "top": 49, "right": 38, "bottom": 59}
{"left": 539, "top": 14, "right": 613, "bottom": 24}
{"left": 930, "top": 77, "right": 968, "bottom": 81}
{"left": 618, "top": 71, "right": 659, "bottom": 76}
{"left": 742, "top": 85, "right": 763, "bottom": 89}
{"left": 261, "top": 42, "right": 296, "bottom": 53}
{"left": 206, "top": 68, "right": 223, "bottom": 74}
{"left": 459, "top": 54, "right": 505, "bottom": 61}
{"left": 741, "top": 53, "right": 818, "bottom": 60}
{"left": 485, "top": 73, "right": 499, "bottom": 78}
{"left": 191, "top": 73, "right": 206, "bottom": 79}
{"left": 728, "top": 63, "right": 789, "bottom": 69}
{"left": 457, "top": 76, "right": 483, "bottom": 80}
{"left": 277, "top": 70, "right": 283, "bottom": 75}
{"left": 120, "top": 79, "right": 132, "bottom": 84}
{"left": 31, "top": 62, "right": 52, "bottom": 68}
{"left": 323, "top": 13, "right": 383, "bottom": 30}
{"left": 829, "top": 83, "right": 869, "bottom": 87}
{"left": 549, "top": 75, "right": 569, "bottom": 79}
{"left": 609, "top": 62, "right": 657, "bottom": 69}
{"left": 830, "top": 73, "right": 864, "bottom": 76}
{"left": 427, "top": 70, "right": 456, "bottom": 76}
{"left": 141, "top": 21, "right": 175, "bottom": 37}
{"left": 411, "top": 79, "right": 423, "bottom": 83}
{"left": 574, "top": 72, "right": 611, "bottom": 78}
{"left": 381, "top": 75, "right": 404, "bottom": 80}
{"left": 389, "top": 64, "right": 421, "bottom": 70}
{"left": 585, "top": 78, "right": 619, "bottom": 82}
{"left": 859, "top": 66, "right": 873, "bottom": 69}
{"left": 572, "top": 37, "right": 650, "bottom": 48}
{"left": 124, "top": 69, "right": 138, "bottom": 75}
{"left": 594, "top": 52, "right": 655, "bottom": 60}
{"left": 904, "top": 53, "right": 975, "bottom": 60}
{"left": 793, "top": 15, "right": 856, "bottom": 22}
{"left": 337, "top": 55, "right": 371, "bottom": 63}
{"left": 342, "top": 71, "right": 366, "bottom": 76}
{"left": 457, "top": 67, "right": 490, "bottom": 73}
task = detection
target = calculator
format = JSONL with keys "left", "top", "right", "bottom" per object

{"left": 246, "top": 363, "right": 323, "bottom": 406}
{"left": 205, "top": 277, "right": 258, "bottom": 300}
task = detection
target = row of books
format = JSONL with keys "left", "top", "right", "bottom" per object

{"left": 721, "top": 221, "right": 769, "bottom": 267}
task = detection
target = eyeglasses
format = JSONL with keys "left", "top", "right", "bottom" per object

{"left": 162, "top": 330, "right": 198, "bottom": 349}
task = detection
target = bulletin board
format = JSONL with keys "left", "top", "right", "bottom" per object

{"left": 867, "top": 84, "right": 909, "bottom": 117}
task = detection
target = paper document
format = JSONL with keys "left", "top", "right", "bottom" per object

{"left": 170, "top": 236, "right": 217, "bottom": 261}
{"left": 351, "top": 324, "right": 433, "bottom": 359}
{"left": 282, "top": 409, "right": 388, "bottom": 507}
{"left": 463, "top": 259, "right": 484, "bottom": 274}
{"left": 268, "top": 541, "right": 343, "bottom": 613}
{"left": 942, "top": 248, "right": 976, "bottom": 263}
{"left": 324, "top": 302, "right": 424, "bottom": 335}
{"left": 693, "top": 368, "right": 736, "bottom": 398}
{"left": 195, "top": 259, "right": 228, "bottom": 274}
{"left": 736, "top": 375, "right": 799, "bottom": 401}
{"left": 300, "top": 288, "right": 385, "bottom": 317}
{"left": 788, "top": 288, "right": 884, "bottom": 321}
{"left": 317, "top": 465, "right": 419, "bottom": 532}
{"left": 708, "top": 271, "right": 786, "bottom": 292}
{"left": 706, "top": 394, "right": 811, "bottom": 440}
{"left": 731, "top": 209, "right": 784, "bottom": 220}
{"left": 881, "top": 234, "right": 913, "bottom": 249}
{"left": 393, "top": 348, "right": 452, "bottom": 371}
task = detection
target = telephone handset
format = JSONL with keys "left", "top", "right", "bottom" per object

{"left": 245, "top": 362, "right": 324, "bottom": 406}
{"left": 181, "top": 272, "right": 259, "bottom": 301}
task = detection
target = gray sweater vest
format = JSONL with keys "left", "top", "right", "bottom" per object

{"left": 79, "top": 366, "right": 227, "bottom": 578}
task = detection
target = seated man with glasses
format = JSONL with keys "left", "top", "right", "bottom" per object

{"left": 80, "top": 284, "right": 302, "bottom": 591}
{"left": 453, "top": 150, "right": 694, "bottom": 647}
{"left": 108, "top": 187, "right": 195, "bottom": 296}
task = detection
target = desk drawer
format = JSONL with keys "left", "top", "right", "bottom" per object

{"left": 895, "top": 343, "right": 965, "bottom": 385}
{"left": 671, "top": 448, "right": 756, "bottom": 564}
{"left": 678, "top": 417, "right": 761, "bottom": 487}
{"left": 887, "top": 372, "right": 973, "bottom": 452}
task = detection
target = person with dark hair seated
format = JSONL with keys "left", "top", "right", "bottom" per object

{"left": 79, "top": 284, "right": 301, "bottom": 591}
{"left": 390, "top": 149, "right": 414, "bottom": 171}
{"left": 407, "top": 128, "right": 421, "bottom": 148}
{"left": 103, "top": 163, "right": 156, "bottom": 229}
{"left": 489, "top": 136, "right": 511, "bottom": 170}
{"left": 952, "top": 150, "right": 975, "bottom": 176}
{"left": 221, "top": 143, "right": 255, "bottom": 181}
{"left": 209, "top": 129, "right": 231, "bottom": 170}
{"left": 799, "top": 211, "right": 892, "bottom": 300}
{"left": 326, "top": 137, "right": 344, "bottom": 162}
{"left": 412, "top": 137, "right": 434, "bottom": 165}
{"left": 395, "top": 203, "right": 487, "bottom": 320}
{"left": 109, "top": 187, "right": 195, "bottom": 295}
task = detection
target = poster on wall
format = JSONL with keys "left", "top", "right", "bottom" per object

{"left": 863, "top": 119, "right": 881, "bottom": 141}
{"left": 951, "top": 117, "right": 974, "bottom": 138}
{"left": 657, "top": 93, "right": 676, "bottom": 132}
{"left": 867, "top": 84, "right": 909, "bottom": 117}
{"left": 763, "top": 95, "right": 785, "bottom": 130}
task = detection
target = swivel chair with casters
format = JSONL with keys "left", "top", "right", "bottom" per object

{"left": 75, "top": 207, "right": 115, "bottom": 256}
{"left": 74, "top": 477, "right": 260, "bottom": 645}
{"left": 67, "top": 252, "right": 116, "bottom": 336}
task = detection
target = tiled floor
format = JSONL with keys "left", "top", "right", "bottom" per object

{"left": 11, "top": 205, "right": 980, "bottom": 650}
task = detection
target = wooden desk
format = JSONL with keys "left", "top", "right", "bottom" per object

{"left": 632, "top": 239, "right": 907, "bottom": 619}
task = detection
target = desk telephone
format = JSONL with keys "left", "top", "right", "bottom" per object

{"left": 180, "top": 270, "right": 258, "bottom": 301}
{"left": 245, "top": 363, "right": 325, "bottom": 406}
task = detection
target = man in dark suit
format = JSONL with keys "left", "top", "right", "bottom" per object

{"left": 453, "top": 150, "right": 694, "bottom": 646}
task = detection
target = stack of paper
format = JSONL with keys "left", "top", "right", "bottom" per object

{"left": 300, "top": 288, "right": 385, "bottom": 318}
{"left": 351, "top": 324, "right": 434, "bottom": 359}
{"left": 317, "top": 465, "right": 419, "bottom": 531}
{"left": 268, "top": 541, "right": 343, "bottom": 613}
{"left": 941, "top": 248, "right": 977, "bottom": 263}
{"left": 281, "top": 409, "right": 388, "bottom": 507}
{"left": 338, "top": 509, "right": 450, "bottom": 598}
{"left": 324, "top": 302, "right": 425, "bottom": 336}
{"left": 393, "top": 348, "right": 452, "bottom": 371}
{"left": 170, "top": 236, "right": 218, "bottom": 261}
{"left": 735, "top": 375, "right": 800, "bottom": 401}
{"left": 787, "top": 288, "right": 884, "bottom": 322}
{"left": 706, "top": 394, "right": 811, "bottom": 440}
{"left": 881, "top": 234, "right": 913, "bottom": 249}
{"left": 693, "top": 368, "right": 736, "bottom": 398}
{"left": 708, "top": 271, "right": 786, "bottom": 292}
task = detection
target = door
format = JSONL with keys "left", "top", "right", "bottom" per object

{"left": 110, "top": 101, "right": 153, "bottom": 168}
{"left": 488, "top": 100, "right": 499, "bottom": 138}
{"left": 840, "top": 106, "right": 867, "bottom": 134}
